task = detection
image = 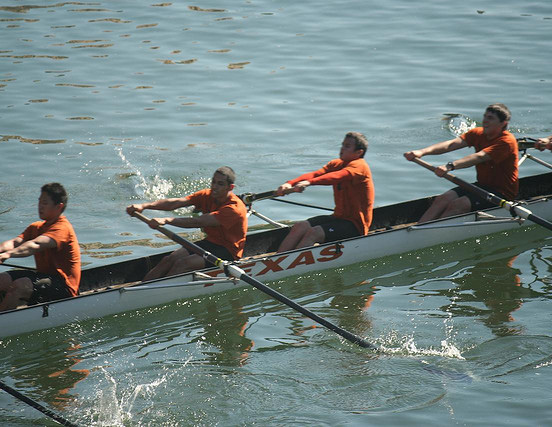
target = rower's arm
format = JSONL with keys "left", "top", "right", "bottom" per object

{"left": 159, "top": 213, "right": 220, "bottom": 229}
{"left": 0, "top": 236, "right": 23, "bottom": 253}
{"left": 127, "top": 197, "right": 192, "bottom": 215}
{"left": 0, "top": 235, "right": 56, "bottom": 262}
{"left": 404, "top": 137, "right": 466, "bottom": 160}
{"left": 423, "top": 137, "right": 466, "bottom": 155}
{"left": 449, "top": 151, "right": 490, "bottom": 170}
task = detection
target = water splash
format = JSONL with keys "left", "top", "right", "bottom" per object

{"left": 382, "top": 334, "right": 465, "bottom": 360}
{"left": 83, "top": 360, "right": 195, "bottom": 426}
{"left": 443, "top": 113, "right": 477, "bottom": 137}
{"left": 115, "top": 146, "right": 174, "bottom": 200}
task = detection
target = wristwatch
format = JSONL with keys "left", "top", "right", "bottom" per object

{"left": 446, "top": 161, "right": 455, "bottom": 171}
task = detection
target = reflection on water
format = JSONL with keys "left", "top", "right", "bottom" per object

{"left": 1, "top": 335, "right": 90, "bottom": 412}
{"left": 439, "top": 255, "right": 544, "bottom": 336}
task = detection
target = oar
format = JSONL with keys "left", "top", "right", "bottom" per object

{"left": 239, "top": 190, "right": 333, "bottom": 212}
{"left": 239, "top": 190, "right": 277, "bottom": 205}
{"left": 0, "top": 380, "right": 79, "bottom": 426}
{"left": 0, "top": 262, "right": 36, "bottom": 270}
{"left": 516, "top": 137, "right": 537, "bottom": 151}
{"left": 131, "top": 211, "right": 378, "bottom": 350}
{"left": 411, "top": 157, "right": 552, "bottom": 232}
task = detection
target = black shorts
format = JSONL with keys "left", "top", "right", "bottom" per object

{"left": 451, "top": 182, "right": 508, "bottom": 211}
{"left": 307, "top": 215, "right": 360, "bottom": 242}
{"left": 196, "top": 239, "right": 235, "bottom": 261}
{"left": 6, "top": 270, "right": 72, "bottom": 305}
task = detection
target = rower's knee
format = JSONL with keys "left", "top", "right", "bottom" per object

{"left": 433, "top": 191, "right": 457, "bottom": 209}
{"left": 1, "top": 278, "right": 33, "bottom": 307}
{"left": 443, "top": 196, "right": 471, "bottom": 216}
{"left": 305, "top": 225, "right": 325, "bottom": 244}
{"left": 290, "top": 220, "right": 311, "bottom": 235}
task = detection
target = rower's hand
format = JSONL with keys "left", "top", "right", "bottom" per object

{"left": 276, "top": 183, "right": 292, "bottom": 196}
{"left": 126, "top": 204, "right": 144, "bottom": 216}
{"left": 536, "top": 138, "right": 552, "bottom": 151}
{"left": 0, "top": 252, "right": 9, "bottom": 264}
{"left": 149, "top": 217, "right": 171, "bottom": 229}
{"left": 293, "top": 180, "right": 310, "bottom": 192}
{"left": 404, "top": 150, "right": 422, "bottom": 161}
{"left": 435, "top": 165, "right": 448, "bottom": 177}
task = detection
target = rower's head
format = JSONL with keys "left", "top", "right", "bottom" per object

{"left": 483, "top": 103, "right": 511, "bottom": 133}
{"left": 39, "top": 182, "right": 67, "bottom": 220}
{"left": 340, "top": 131, "right": 368, "bottom": 161}
{"left": 211, "top": 166, "right": 236, "bottom": 200}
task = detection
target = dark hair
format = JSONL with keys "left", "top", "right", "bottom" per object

{"left": 345, "top": 131, "right": 368, "bottom": 158}
{"left": 215, "top": 166, "right": 236, "bottom": 185}
{"left": 41, "top": 182, "right": 68, "bottom": 212}
{"left": 486, "top": 103, "right": 511, "bottom": 123}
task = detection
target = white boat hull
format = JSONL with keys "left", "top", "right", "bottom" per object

{"left": 1, "top": 173, "right": 551, "bottom": 339}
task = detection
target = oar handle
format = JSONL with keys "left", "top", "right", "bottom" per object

{"left": 517, "top": 137, "right": 537, "bottom": 151}
{"left": 239, "top": 190, "right": 277, "bottom": 205}
{"left": 411, "top": 157, "right": 552, "bottom": 232}
{"left": 131, "top": 212, "right": 379, "bottom": 351}
{"left": 239, "top": 187, "right": 299, "bottom": 205}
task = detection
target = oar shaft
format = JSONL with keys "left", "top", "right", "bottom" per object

{"left": 0, "top": 262, "right": 36, "bottom": 270}
{"left": 0, "top": 380, "right": 79, "bottom": 427}
{"left": 132, "top": 212, "right": 378, "bottom": 350}
{"left": 411, "top": 157, "right": 552, "bottom": 231}
{"left": 270, "top": 198, "right": 334, "bottom": 212}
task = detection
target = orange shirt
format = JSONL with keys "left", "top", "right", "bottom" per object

{"left": 19, "top": 216, "right": 81, "bottom": 296}
{"left": 288, "top": 158, "right": 375, "bottom": 235}
{"left": 186, "top": 189, "right": 248, "bottom": 260}
{"left": 461, "top": 127, "right": 519, "bottom": 200}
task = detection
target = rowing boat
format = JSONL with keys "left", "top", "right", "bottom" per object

{"left": 1, "top": 167, "right": 551, "bottom": 339}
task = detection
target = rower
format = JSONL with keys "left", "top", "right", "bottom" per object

{"left": 126, "top": 166, "right": 248, "bottom": 281}
{"left": 404, "top": 103, "right": 518, "bottom": 222}
{"left": 0, "top": 183, "right": 81, "bottom": 311}
{"left": 275, "top": 132, "right": 375, "bottom": 252}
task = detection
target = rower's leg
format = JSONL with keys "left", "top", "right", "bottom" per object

{"left": 0, "top": 272, "right": 12, "bottom": 293}
{"left": 0, "top": 277, "right": 33, "bottom": 312}
{"left": 295, "top": 225, "right": 325, "bottom": 249}
{"left": 419, "top": 190, "right": 459, "bottom": 223}
{"left": 143, "top": 247, "right": 190, "bottom": 281}
{"left": 165, "top": 254, "right": 206, "bottom": 276}
{"left": 277, "top": 221, "right": 310, "bottom": 252}
{"left": 440, "top": 196, "right": 471, "bottom": 218}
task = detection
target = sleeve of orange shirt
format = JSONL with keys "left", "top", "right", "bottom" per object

{"left": 287, "top": 169, "right": 324, "bottom": 186}
{"left": 308, "top": 168, "right": 351, "bottom": 185}
{"left": 287, "top": 159, "right": 353, "bottom": 186}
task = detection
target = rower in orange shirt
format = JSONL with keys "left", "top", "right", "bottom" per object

{"left": 276, "top": 132, "right": 375, "bottom": 252}
{"left": 404, "top": 103, "right": 518, "bottom": 222}
{"left": 127, "top": 166, "right": 248, "bottom": 281}
{"left": 0, "top": 183, "right": 81, "bottom": 311}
